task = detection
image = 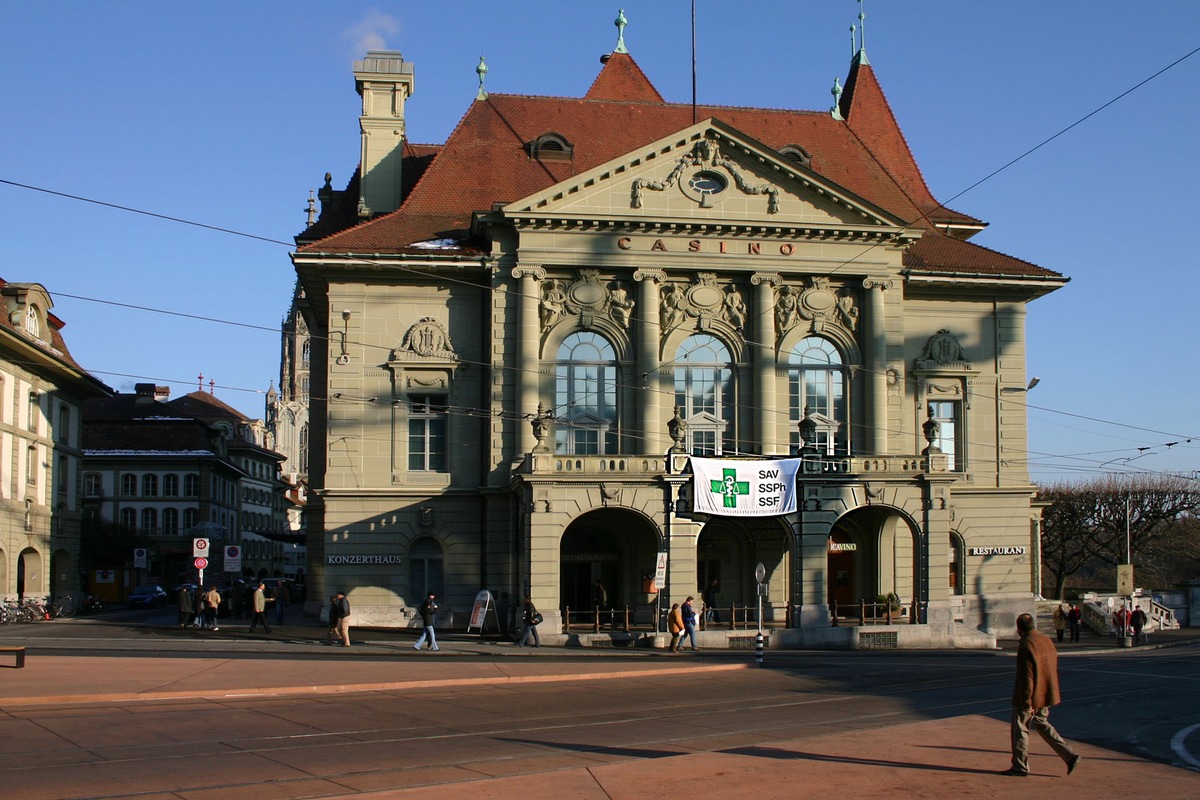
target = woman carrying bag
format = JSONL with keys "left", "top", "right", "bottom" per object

{"left": 518, "top": 596, "right": 542, "bottom": 647}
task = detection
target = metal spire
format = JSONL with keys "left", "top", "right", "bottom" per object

{"left": 830, "top": 77, "right": 844, "bottom": 121}
{"left": 475, "top": 55, "right": 488, "bottom": 101}
{"left": 614, "top": 8, "right": 629, "bottom": 54}
{"left": 856, "top": 0, "right": 870, "bottom": 64}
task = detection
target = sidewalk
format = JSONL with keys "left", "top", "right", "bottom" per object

{"left": 2, "top": 629, "right": 1197, "bottom": 799}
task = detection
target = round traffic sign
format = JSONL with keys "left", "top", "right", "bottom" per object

{"left": 194, "top": 539, "right": 208, "bottom": 552}
{"left": 755, "top": 562, "right": 766, "bottom": 583}
{"left": 226, "top": 546, "right": 240, "bottom": 558}
{"left": 194, "top": 557, "right": 209, "bottom": 570}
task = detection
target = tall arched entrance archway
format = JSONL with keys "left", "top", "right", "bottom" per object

{"left": 17, "top": 547, "right": 43, "bottom": 599}
{"left": 560, "top": 509, "right": 660, "bottom": 620}
{"left": 696, "top": 516, "right": 790, "bottom": 624}
{"left": 828, "top": 506, "right": 920, "bottom": 608}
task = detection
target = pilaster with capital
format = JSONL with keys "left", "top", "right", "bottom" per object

{"left": 752, "top": 273, "right": 782, "bottom": 453}
{"left": 634, "top": 269, "right": 665, "bottom": 453}
{"left": 513, "top": 265, "right": 546, "bottom": 453}
{"left": 862, "top": 277, "right": 894, "bottom": 455}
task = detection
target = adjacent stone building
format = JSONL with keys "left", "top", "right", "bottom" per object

{"left": 0, "top": 280, "right": 110, "bottom": 605}
{"left": 290, "top": 21, "right": 1066, "bottom": 646}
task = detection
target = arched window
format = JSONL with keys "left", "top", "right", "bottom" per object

{"left": 184, "top": 508, "right": 199, "bottom": 529}
{"left": 299, "top": 424, "right": 309, "bottom": 473}
{"left": 162, "top": 508, "right": 179, "bottom": 536}
{"left": 163, "top": 474, "right": 179, "bottom": 496}
{"left": 142, "top": 474, "right": 158, "bottom": 497}
{"left": 184, "top": 474, "right": 199, "bottom": 497}
{"left": 120, "top": 507, "right": 136, "bottom": 530}
{"left": 788, "top": 337, "right": 846, "bottom": 455}
{"left": 408, "top": 537, "right": 445, "bottom": 600}
{"left": 949, "top": 532, "right": 965, "bottom": 595}
{"left": 554, "top": 332, "right": 618, "bottom": 454}
{"left": 84, "top": 473, "right": 101, "bottom": 498}
{"left": 674, "top": 334, "right": 734, "bottom": 455}
{"left": 122, "top": 474, "right": 137, "bottom": 496}
{"left": 301, "top": 339, "right": 311, "bottom": 366}
{"left": 141, "top": 508, "right": 157, "bottom": 535}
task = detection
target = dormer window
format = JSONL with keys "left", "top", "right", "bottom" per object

{"left": 24, "top": 304, "right": 41, "bottom": 338}
{"left": 779, "top": 145, "right": 811, "bottom": 167}
{"left": 529, "top": 132, "right": 573, "bottom": 162}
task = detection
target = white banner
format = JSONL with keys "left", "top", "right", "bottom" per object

{"left": 690, "top": 458, "right": 799, "bottom": 517}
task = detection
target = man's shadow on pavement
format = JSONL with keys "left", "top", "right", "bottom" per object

{"left": 721, "top": 745, "right": 1003, "bottom": 776}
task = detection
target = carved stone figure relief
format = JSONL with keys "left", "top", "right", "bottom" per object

{"left": 722, "top": 285, "right": 746, "bottom": 329}
{"left": 399, "top": 317, "right": 455, "bottom": 359}
{"left": 658, "top": 275, "right": 746, "bottom": 335}
{"left": 607, "top": 281, "right": 634, "bottom": 329}
{"left": 540, "top": 280, "right": 566, "bottom": 331}
{"left": 915, "top": 329, "right": 972, "bottom": 371}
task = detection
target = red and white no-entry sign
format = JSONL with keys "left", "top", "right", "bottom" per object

{"left": 194, "top": 557, "right": 209, "bottom": 570}
{"left": 193, "top": 538, "right": 209, "bottom": 557}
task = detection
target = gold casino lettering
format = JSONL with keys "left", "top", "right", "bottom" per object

{"left": 617, "top": 237, "right": 796, "bottom": 256}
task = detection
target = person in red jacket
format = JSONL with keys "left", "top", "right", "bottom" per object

{"left": 1003, "top": 613, "right": 1082, "bottom": 777}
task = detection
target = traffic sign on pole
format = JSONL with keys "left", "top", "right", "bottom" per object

{"left": 193, "top": 538, "right": 209, "bottom": 558}
{"left": 194, "top": 557, "right": 208, "bottom": 570}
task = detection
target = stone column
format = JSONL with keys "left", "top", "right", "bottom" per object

{"left": 512, "top": 265, "right": 546, "bottom": 454}
{"left": 862, "top": 278, "right": 894, "bottom": 455}
{"left": 634, "top": 269, "right": 665, "bottom": 453}
{"left": 752, "top": 273, "right": 782, "bottom": 455}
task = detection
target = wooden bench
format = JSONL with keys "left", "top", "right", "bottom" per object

{"left": 0, "top": 645, "right": 26, "bottom": 668}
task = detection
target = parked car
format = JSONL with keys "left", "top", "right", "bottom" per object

{"left": 127, "top": 584, "right": 168, "bottom": 608}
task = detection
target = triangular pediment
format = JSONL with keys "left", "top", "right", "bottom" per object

{"left": 502, "top": 119, "right": 911, "bottom": 237}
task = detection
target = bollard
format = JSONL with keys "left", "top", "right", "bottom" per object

{"left": 755, "top": 631, "right": 764, "bottom": 665}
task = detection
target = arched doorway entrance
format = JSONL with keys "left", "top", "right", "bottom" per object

{"left": 17, "top": 547, "right": 43, "bottom": 599}
{"left": 560, "top": 509, "right": 660, "bottom": 621}
{"left": 696, "top": 516, "right": 790, "bottom": 625}
{"left": 828, "top": 506, "right": 920, "bottom": 608}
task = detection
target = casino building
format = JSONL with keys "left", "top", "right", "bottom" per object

{"left": 290, "top": 13, "right": 1066, "bottom": 647}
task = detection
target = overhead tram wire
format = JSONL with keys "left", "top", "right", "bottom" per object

{"left": 5, "top": 44, "right": 1200, "bottom": 466}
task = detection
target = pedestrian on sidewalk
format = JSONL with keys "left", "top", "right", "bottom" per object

{"left": 1067, "top": 604, "right": 1082, "bottom": 642}
{"left": 325, "top": 595, "right": 342, "bottom": 644}
{"left": 203, "top": 585, "right": 221, "bottom": 631}
{"left": 1131, "top": 606, "right": 1147, "bottom": 646}
{"left": 1052, "top": 604, "right": 1066, "bottom": 642}
{"left": 1003, "top": 613, "right": 1081, "bottom": 777}
{"left": 177, "top": 585, "right": 194, "bottom": 630}
{"left": 680, "top": 596, "right": 698, "bottom": 651}
{"left": 249, "top": 582, "right": 272, "bottom": 633}
{"left": 667, "top": 602, "right": 684, "bottom": 652}
{"left": 414, "top": 592, "right": 439, "bottom": 651}
{"left": 334, "top": 590, "right": 351, "bottom": 647}
{"left": 274, "top": 581, "right": 289, "bottom": 626}
{"left": 517, "top": 596, "right": 541, "bottom": 647}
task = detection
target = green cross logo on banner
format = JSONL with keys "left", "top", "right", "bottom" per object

{"left": 710, "top": 468, "right": 749, "bottom": 508}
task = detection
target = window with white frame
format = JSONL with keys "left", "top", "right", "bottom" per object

{"left": 788, "top": 337, "right": 846, "bottom": 455}
{"left": 163, "top": 474, "right": 179, "bottom": 496}
{"left": 84, "top": 473, "right": 101, "bottom": 498}
{"left": 141, "top": 507, "right": 157, "bottom": 535}
{"left": 142, "top": 474, "right": 158, "bottom": 497}
{"left": 554, "top": 332, "right": 618, "bottom": 455}
{"left": 673, "top": 334, "right": 734, "bottom": 455}
{"left": 184, "top": 507, "right": 199, "bottom": 529}
{"left": 163, "top": 507, "right": 179, "bottom": 536}
{"left": 122, "top": 473, "right": 137, "bottom": 496}
{"left": 120, "top": 507, "right": 136, "bottom": 530}
{"left": 407, "top": 395, "right": 448, "bottom": 471}
{"left": 184, "top": 474, "right": 199, "bottom": 497}
{"left": 27, "top": 392, "right": 39, "bottom": 433}
{"left": 408, "top": 536, "right": 445, "bottom": 598}
{"left": 928, "top": 400, "right": 962, "bottom": 471}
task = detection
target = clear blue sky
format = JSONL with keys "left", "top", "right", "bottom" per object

{"left": 3, "top": 2, "right": 1198, "bottom": 484}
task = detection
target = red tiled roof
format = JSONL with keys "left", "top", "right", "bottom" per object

{"left": 585, "top": 52, "right": 665, "bottom": 102}
{"left": 299, "top": 54, "right": 1058, "bottom": 280}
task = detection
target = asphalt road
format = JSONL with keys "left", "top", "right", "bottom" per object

{"left": 1, "top": 613, "right": 1197, "bottom": 799}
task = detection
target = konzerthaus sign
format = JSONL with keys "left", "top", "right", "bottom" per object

{"left": 326, "top": 555, "right": 403, "bottom": 565}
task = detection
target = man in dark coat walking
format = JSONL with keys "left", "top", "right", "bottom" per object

{"left": 1004, "top": 613, "right": 1081, "bottom": 777}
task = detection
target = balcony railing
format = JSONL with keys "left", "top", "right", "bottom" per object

{"left": 520, "top": 451, "right": 948, "bottom": 478}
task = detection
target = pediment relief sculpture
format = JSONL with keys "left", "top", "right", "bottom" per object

{"left": 398, "top": 317, "right": 456, "bottom": 360}
{"left": 915, "top": 329, "right": 972, "bottom": 371}
{"left": 631, "top": 134, "right": 779, "bottom": 214}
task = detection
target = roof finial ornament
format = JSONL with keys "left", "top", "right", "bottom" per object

{"left": 304, "top": 189, "right": 316, "bottom": 228}
{"left": 850, "top": 24, "right": 856, "bottom": 59}
{"left": 476, "top": 55, "right": 488, "bottom": 101}
{"left": 856, "top": 0, "right": 870, "bottom": 64}
{"left": 614, "top": 8, "right": 629, "bottom": 54}
{"left": 830, "top": 77, "right": 844, "bottom": 121}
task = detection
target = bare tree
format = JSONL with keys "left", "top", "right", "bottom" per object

{"left": 1037, "top": 475, "right": 1200, "bottom": 597}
